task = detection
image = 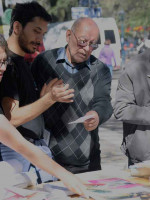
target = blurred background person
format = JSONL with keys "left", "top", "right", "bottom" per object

{"left": 137, "top": 38, "right": 150, "bottom": 54}
{"left": 99, "top": 39, "right": 118, "bottom": 76}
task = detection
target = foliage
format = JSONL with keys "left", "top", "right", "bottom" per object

{"left": 37, "top": 0, "right": 150, "bottom": 30}
{"left": 40, "top": 0, "right": 78, "bottom": 22}
{"left": 100, "top": 0, "right": 150, "bottom": 28}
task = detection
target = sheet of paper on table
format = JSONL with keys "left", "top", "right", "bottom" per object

{"left": 5, "top": 177, "right": 150, "bottom": 200}
{"left": 68, "top": 115, "right": 95, "bottom": 124}
{"left": 0, "top": 186, "right": 53, "bottom": 200}
{"left": 43, "top": 183, "right": 94, "bottom": 200}
{"left": 39, "top": 177, "right": 150, "bottom": 200}
{"left": 0, "top": 160, "right": 37, "bottom": 189}
{"left": 85, "top": 178, "right": 150, "bottom": 200}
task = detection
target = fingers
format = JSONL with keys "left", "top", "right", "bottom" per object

{"left": 62, "top": 173, "right": 90, "bottom": 198}
{"left": 83, "top": 111, "right": 99, "bottom": 131}
{"left": 84, "top": 118, "right": 98, "bottom": 131}
{"left": 59, "top": 94, "right": 74, "bottom": 102}
{"left": 46, "top": 79, "right": 65, "bottom": 93}
{"left": 84, "top": 125, "right": 97, "bottom": 132}
{"left": 46, "top": 78, "right": 59, "bottom": 89}
{"left": 72, "top": 186, "right": 90, "bottom": 199}
{"left": 77, "top": 184, "right": 90, "bottom": 199}
{"left": 84, "top": 118, "right": 97, "bottom": 126}
{"left": 84, "top": 118, "right": 95, "bottom": 124}
{"left": 67, "top": 182, "right": 90, "bottom": 199}
{"left": 41, "top": 79, "right": 60, "bottom": 97}
{"left": 51, "top": 83, "right": 74, "bottom": 103}
{"left": 86, "top": 119, "right": 97, "bottom": 127}
{"left": 43, "top": 79, "right": 75, "bottom": 103}
{"left": 54, "top": 87, "right": 74, "bottom": 96}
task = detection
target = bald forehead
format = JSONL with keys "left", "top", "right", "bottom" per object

{"left": 81, "top": 18, "right": 98, "bottom": 27}
{"left": 72, "top": 17, "right": 99, "bottom": 32}
{"left": 71, "top": 18, "right": 99, "bottom": 42}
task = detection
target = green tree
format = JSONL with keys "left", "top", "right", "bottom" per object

{"left": 100, "top": 0, "right": 150, "bottom": 28}
{"left": 37, "top": 0, "right": 150, "bottom": 29}
{"left": 49, "top": 0, "right": 78, "bottom": 22}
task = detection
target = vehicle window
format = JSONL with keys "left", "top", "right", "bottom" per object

{"left": 104, "top": 30, "right": 116, "bottom": 43}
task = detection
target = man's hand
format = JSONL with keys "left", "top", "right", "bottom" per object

{"left": 84, "top": 110, "right": 99, "bottom": 131}
{"left": 40, "top": 78, "right": 74, "bottom": 103}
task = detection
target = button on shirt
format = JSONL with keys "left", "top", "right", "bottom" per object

{"left": 56, "top": 47, "right": 91, "bottom": 74}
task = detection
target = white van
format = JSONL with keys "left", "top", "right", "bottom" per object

{"left": 44, "top": 17, "right": 121, "bottom": 67}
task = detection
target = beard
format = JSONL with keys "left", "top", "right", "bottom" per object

{"left": 18, "top": 32, "right": 40, "bottom": 54}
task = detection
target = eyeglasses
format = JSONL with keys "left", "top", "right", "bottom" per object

{"left": 0, "top": 60, "right": 9, "bottom": 68}
{"left": 71, "top": 30, "right": 99, "bottom": 50}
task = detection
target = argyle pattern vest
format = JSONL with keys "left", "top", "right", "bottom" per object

{"left": 32, "top": 49, "right": 109, "bottom": 166}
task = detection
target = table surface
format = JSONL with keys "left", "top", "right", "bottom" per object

{"left": 29, "top": 166, "right": 150, "bottom": 199}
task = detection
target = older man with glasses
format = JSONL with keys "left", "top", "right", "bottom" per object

{"left": 31, "top": 17, "right": 113, "bottom": 174}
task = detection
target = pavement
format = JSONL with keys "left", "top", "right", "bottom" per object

{"left": 99, "top": 68, "right": 128, "bottom": 171}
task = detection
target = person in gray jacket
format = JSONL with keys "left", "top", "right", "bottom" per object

{"left": 114, "top": 48, "right": 150, "bottom": 166}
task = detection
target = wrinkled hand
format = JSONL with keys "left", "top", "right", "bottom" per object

{"left": 40, "top": 78, "right": 74, "bottom": 103}
{"left": 84, "top": 110, "right": 99, "bottom": 131}
{"left": 61, "top": 172, "right": 90, "bottom": 198}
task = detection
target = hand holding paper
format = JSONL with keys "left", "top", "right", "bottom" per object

{"left": 68, "top": 111, "right": 99, "bottom": 131}
{"left": 84, "top": 111, "right": 99, "bottom": 132}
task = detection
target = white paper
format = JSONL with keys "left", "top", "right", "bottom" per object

{"left": 68, "top": 115, "right": 95, "bottom": 124}
{"left": 43, "top": 184, "right": 92, "bottom": 200}
{"left": 0, "top": 160, "right": 37, "bottom": 188}
{"left": 130, "top": 160, "right": 150, "bottom": 169}
{"left": 4, "top": 186, "right": 35, "bottom": 197}
{"left": 43, "top": 184, "right": 71, "bottom": 199}
{"left": 1, "top": 187, "right": 52, "bottom": 200}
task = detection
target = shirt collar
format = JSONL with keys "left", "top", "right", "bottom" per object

{"left": 56, "top": 47, "right": 91, "bottom": 70}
